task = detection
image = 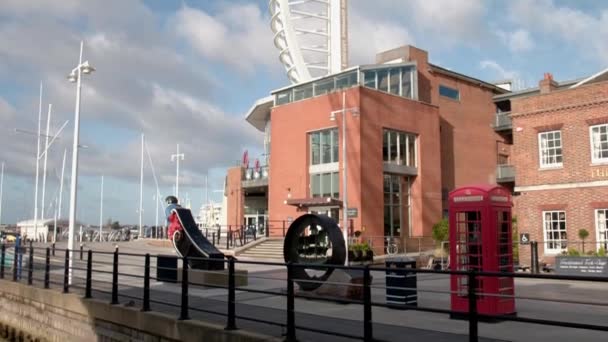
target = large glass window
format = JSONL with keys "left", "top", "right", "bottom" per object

{"left": 383, "top": 129, "right": 417, "bottom": 167}
{"left": 310, "top": 129, "right": 338, "bottom": 165}
{"left": 543, "top": 211, "right": 567, "bottom": 253}
{"left": 389, "top": 68, "right": 400, "bottom": 95}
{"left": 439, "top": 85, "right": 460, "bottom": 100}
{"left": 538, "top": 130, "right": 563, "bottom": 168}
{"left": 384, "top": 174, "right": 402, "bottom": 237}
{"left": 596, "top": 209, "right": 608, "bottom": 251}
{"left": 377, "top": 69, "right": 389, "bottom": 92}
{"left": 311, "top": 171, "right": 339, "bottom": 198}
{"left": 590, "top": 124, "right": 608, "bottom": 163}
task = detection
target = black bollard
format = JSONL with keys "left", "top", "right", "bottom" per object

{"left": 530, "top": 241, "right": 539, "bottom": 274}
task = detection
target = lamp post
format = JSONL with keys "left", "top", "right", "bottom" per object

{"left": 171, "top": 144, "right": 185, "bottom": 199}
{"left": 66, "top": 40, "right": 95, "bottom": 284}
{"left": 34, "top": 83, "right": 42, "bottom": 241}
{"left": 329, "top": 92, "right": 359, "bottom": 265}
{"left": 99, "top": 175, "right": 104, "bottom": 242}
{"left": 139, "top": 134, "right": 144, "bottom": 238}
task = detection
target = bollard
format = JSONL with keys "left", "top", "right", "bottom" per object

{"left": 63, "top": 249, "right": 69, "bottom": 293}
{"left": 205, "top": 228, "right": 208, "bottom": 238}
{"left": 468, "top": 269, "right": 478, "bottom": 342}
{"left": 286, "top": 262, "right": 296, "bottom": 341}
{"left": 85, "top": 250, "right": 92, "bottom": 298}
{"left": 12, "top": 244, "right": 18, "bottom": 282}
{"left": 225, "top": 257, "right": 237, "bottom": 330}
{"left": 212, "top": 232, "right": 216, "bottom": 246}
{"left": 0, "top": 244, "right": 5, "bottom": 279}
{"left": 52, "top": 242, "right": 55, "bottom": 256}
{"left": 27, "top": 243, "right": 33, "bottom": 285}
{"left": 530, "top": 241, "right": 539, "bottom": 274}
{"left": 282, "top": 221, "right": 286, "bottom": 237}
{"left": 142, "top": 254, "right": 150, "bottom": 312}
{"left": 363, "top": 265, "right": 373, "bottom": 342}
{"left": 111, "top": 250, "right": 119, "bottom": 304}
{"left": 44, "top": 248, "right": 50, "bottom": 289}
{"left": 226, "top": 230, "right": 230, "bottom": 250}
{"left": 80, "top": 244, "right": 83, "bottom": 260}
{"left": 179, "top": 257, "right": 190, "bottom": 320}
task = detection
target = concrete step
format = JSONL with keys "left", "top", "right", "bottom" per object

{"left": 240, "top": 249, "right": 283, "bottom": 256}
{"left": 239, "top": 254, "right": 283, "bottom": 260}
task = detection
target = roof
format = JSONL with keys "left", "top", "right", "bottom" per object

{"left": 493, "top": 79, "right": 582, "bottom": 101}
{"left": 16, "top": 218, "right": 83, "bottom": 227}
{"left": 244, "top": 96, "right": 273, "bottom": 132}
{"left": 286, "top": 197, "right": 343, "bottom": 209}
{"left": 429, "top": 63, "right": 510, "bottom": 94}
{"left": 570, "top": 67, "right": 608, "bottom": 88}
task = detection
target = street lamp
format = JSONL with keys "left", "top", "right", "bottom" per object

{"left": 329, "top": 91, "right": 359, "bottom": 265}
{"left": 66, "top": 40, "right": 95, "bottom": 284}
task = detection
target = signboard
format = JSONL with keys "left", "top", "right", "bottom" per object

{"left": 519, "top": 233, "right": 530, "bottom": 245}
{"left": 347, "top": 208, "right": 358, "bottom": 218}
{"left": 555, "top": 256, "right": 608, "bottom": 277}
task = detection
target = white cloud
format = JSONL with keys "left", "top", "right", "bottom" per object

{"left": 509, "top": 0, "right": 608, "bottom": 63}
{"left": 496, "top": 29, "right": 534, "bottom": 52}
{"left": 479, "top": 60, "right": 519, "bottom": 80}
{"left": 172, "top": 4, "right": 277, "bottom": 73}
{"left": 409, "top": 0, "right": 485, "bottom": 39}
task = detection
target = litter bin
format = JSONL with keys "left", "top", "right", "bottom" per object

{"left": 156, "top": 254, "right": 178, "bottom": 283}
{"left": 385, "top": 257, "right": 417, "bottom": 308}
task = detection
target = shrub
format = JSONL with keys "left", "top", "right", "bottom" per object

{"left": 566, "top": 248, "right": 581, "bottom": 256}
{"left": 598, "top": 247, "right": 607, "bottom": 257}
{"left": 432, "top": 218, "right": 449, "bottom": 246}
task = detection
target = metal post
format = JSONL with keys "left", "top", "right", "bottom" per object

{"left": 226, "top": 230, "right": 230, "bottom": 250}
{"left": 79, "top": 243, "right": 83, "bottom": 260}
{"left": 12, "top": 245, "right": 18, "bottom": 281}
{"left": 85, "top": 250, "right": 92, "bottom": 298}
{"left": 0, "top": 244, "right": 5, "bottom": 279}
{"left": 282, "top": 221, "right": 286, "bottom": 237}
{"left": 179, "top": 257, "right": 190, "bottom": 320}
{"left": 468, "top": 269, "right": 478, "bottom": 342}
{"left": 41, "top": 104, "right": 52, "bottom": 243}
{"left": 139, "top": 134, "right": 144, "bottom": 238}
{"left": 363, "top": 265, "right": 373, "bottom": 342}
{"left": 111, "top": 250, "right": 119, "bottom": 304}
{"left": 530, "top": 241, "right": 539, "bottom": 274}
{"left": 63, "top": 248, "right": 69, "bottom": 293}
{"left": 44, "top": 248, "right": 50, "bottom": 289}
{"left": 33, "top": 83, "right": 42, "bottom": 242}
{"left": 27, "top": 242, "right": 33, "bottom": 285}
{"left": 142, "top": 253, "right": 150, "bottom": 312}
{"left": 99, "top": 175, "right": 104, "bottom": 242}
{"left": 340, "top": 92, "right": 349, "bottom": 265}
{"left": 52, "top": 242, "right": 55, "bottom": 256}
{"left": 212, "top": 232, "right": 216, "bottom": 246}
{"left": 286, "top": 262, "right": 296, "bottom": 341}
{"left": 225, "top": 257, "right": 237, "bottom": 330}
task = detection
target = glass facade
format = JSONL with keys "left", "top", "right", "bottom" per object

{"left": 273, "top": 63, "right": 417, "bottom": 106}
{"left": 310, "top": 129, "right": 339, "bottom": 165}
{"left": 383, "top": 129, "right": 417, "bottom": 167}
{"left": 384, "top": 174, "right": 402, "bottom": 237}
{"left": 311, "top": 172, "right": 339, "bottom": 198}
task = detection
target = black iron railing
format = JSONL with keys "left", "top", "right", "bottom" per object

{"left": 2, "top": 243, "right": 608, "bottom": 342}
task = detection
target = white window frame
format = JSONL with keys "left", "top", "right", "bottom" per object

{"left": 538, "top": 130, "right": 563, "bottom": 168}
{"left": 590, "top": 124, "right": 608, "bottom": 164}
{"left": 595, "top": 209, "right": 608, "bottom": 251}
{"left": 542, "top": 210, "right": 567, "bottom": 254}
{"left": 383, "top": 129, "right": 417, "bottom": 167}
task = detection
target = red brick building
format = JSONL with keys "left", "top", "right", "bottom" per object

{"left": 494, "top": 70, "right": 608, "bottom": 265}
{"left": 226, "top": 45, "right": 510, "bottom": 253}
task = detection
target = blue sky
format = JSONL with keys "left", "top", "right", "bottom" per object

{"left": 0, "top": 0, "right": 607, "bottom": 225}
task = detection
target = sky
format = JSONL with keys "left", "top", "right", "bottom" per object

{"left": 0, "top": 0, "right": 607, "bottom": 225}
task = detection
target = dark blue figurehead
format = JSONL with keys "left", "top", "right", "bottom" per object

{"left": 283, "top": 214, "right": 346, "bottom": 291}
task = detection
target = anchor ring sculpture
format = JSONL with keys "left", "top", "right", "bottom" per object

{"left": 283, "top": 214, "right": 346, "bottom": 291}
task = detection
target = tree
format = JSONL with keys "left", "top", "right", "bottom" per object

{"left": 578, "top": 229, "right": 590, "bottom": 253}
{"left": 111, "top": 221, "right": 121, "bottom": 230}
{"left": 432, "top": 218, "right": 449, "bottom": 247}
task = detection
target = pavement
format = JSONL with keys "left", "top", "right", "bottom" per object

{"left": 10, "top": 240, "right": 608, "bottom": 342}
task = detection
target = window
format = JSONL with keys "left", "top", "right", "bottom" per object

{"left": 310, "top": 171, "right": 339, "bottom": 198}
{"left": 538, "top": 130, "right": 563, "bottom": 168}
{"left": 543, "top": 211, "right": 567, "bottom": 253}
{"left": 595, "top": 209, "right": 608, "bottom": 251}
{"left": 362, "top": 65, "right": 416, "bottom": 99}
{"left": 310, "top": 129, "right": 338, "bottom": 165}
{"left": 439, "top": 85, "right": 459, "bottom": 100}
{"left": 383, "top": 129, "right": 417, "bottom": 167}
{"left": 384, "top": 174, "right": 402, "bottom": 236}
{"left": 590, "top": 124, "right": 608, "bottom": 163}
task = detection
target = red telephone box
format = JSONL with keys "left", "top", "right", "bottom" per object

{"left": 449, "top": 184, "right": 515, "bottom": 316}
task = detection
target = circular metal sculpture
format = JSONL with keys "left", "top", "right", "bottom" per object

{"left": 283, "top": 214, "right": 346, "bottom": 291}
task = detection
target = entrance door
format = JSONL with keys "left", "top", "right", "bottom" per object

{"left": 245, "top": 215, "right": 257, "bottom": 235}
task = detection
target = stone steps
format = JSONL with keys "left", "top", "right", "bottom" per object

{"left": 237, "top": 239, "right": 284, "bottom": 260}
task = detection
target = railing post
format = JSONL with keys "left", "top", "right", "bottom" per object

{"left": 253, "top": 228, "right": 257, "bottom": 241}
{"left": 12, "top": 244, "right": 18, "bottom": 281}
{"left": 212, "top": 232, "right": 216, "bottom": 246}
{"left": 27, "top": 242, "right": 33, "bottom": 285}
{"left": 468, "top": 269, "right": 478, "bottom": 342}
{"left": 286, "top": 262, "right": 296, "bottom": 342}
{"left": 85, "top": 250, "right": 93, "bottom": 298}
{"left": 363, "top": 265, "right": 373, "bottom": 342}
{"left": 530, "top": 241, "right": 539, "bottom": 274}
{"left": 52, "top": 242, "right": 55, "bottom": 256}
{"left": 111, "top": 250, "right": 119, "bottom": 304}
{"left": 179, "top": 257, "right": 190, "bottom": 320}
{"left": 44, "top": 248, "right": 50, "bottom": 289}
{"left": 205, "top": 228, "right": 208, "bottom": 238}
{"left": 226, "top": 229, "right": 230, "bottom": 250}
{"left": 63, "top": 248, "right": 69, "bottom": 293}
{"left": 142, "top": 253, "right": 150, "bottom": 312}
{"left": 80, "top": 244, "right": 83, "bottom": 260}
{"left": 225, "top": 257, "right": 237, "bottom": 330}
{"left": 0, "top": 244, "right": 5, "bottom": 279}
{"left": 282, "top": 221, "right": 286, "bottom": 237}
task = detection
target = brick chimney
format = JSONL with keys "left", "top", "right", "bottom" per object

{"left": 539, "top": 73, "right": 558, "bottom": 94}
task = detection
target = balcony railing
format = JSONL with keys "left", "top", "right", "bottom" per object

{"left": 496, "top": 164, "right": 515, "bottom": 182}
{"left": 242, "top": 166, "right": 269, "bottom": 187}
{"left": 494, "top": 112, "right": 512, "bottom": 131}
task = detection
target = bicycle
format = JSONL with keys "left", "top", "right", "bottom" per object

{"left": 385, "top": 236, "right": 398, "bottom": 255}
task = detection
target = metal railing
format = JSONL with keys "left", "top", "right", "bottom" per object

{"left": 494, "top": 112, "right": 512, "bottom": 130}
{"left": 3, "top": 242, "right": 608, "bottom": 341}
{"left": 496, "top": 164, "right": 515, "bottom": 182}
{"left": 242, "top": 166, "right": 269, "bottom": 181}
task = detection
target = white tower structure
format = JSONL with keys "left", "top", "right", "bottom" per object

{"left": 270, "top": 0, "right": 348, "bottom": 84}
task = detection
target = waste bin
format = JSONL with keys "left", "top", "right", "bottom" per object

{"left": 385, "top": 257, "right": 417, "bottom": 308}
{"left": 156, "top": 254, "right": 178, "bottom": 283}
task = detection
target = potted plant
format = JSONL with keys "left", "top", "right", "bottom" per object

{"left": 578, "top": 229, "right": 590, "bottom": 254}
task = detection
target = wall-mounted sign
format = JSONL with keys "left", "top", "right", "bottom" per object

{"left": 347, "top": 208, "right": 358, "bottom": 218}
{"left": 591, "top": 168, "right": 608, "bottom": 178}
{"left": 453, "top": 195, "right": 483, "bottom": 202}
{"left": 519, "top": 233, "right": 530, "bottom": 245}
{"left": 556, "top": 256, "right": 608, "bottom": 277}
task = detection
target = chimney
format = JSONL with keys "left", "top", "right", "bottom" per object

{"left": 539, "top": 73, "right": 558, "bottom": 94}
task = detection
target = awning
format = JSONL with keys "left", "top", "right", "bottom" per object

{"left": 285, "top": 197, "right": 343, "bottom": 210}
